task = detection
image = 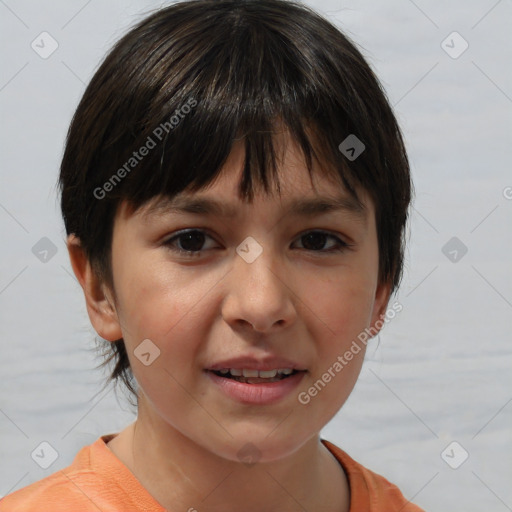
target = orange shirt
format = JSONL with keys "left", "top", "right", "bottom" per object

{"left": 1, "top": 435, "right": 424, "bottom": 511}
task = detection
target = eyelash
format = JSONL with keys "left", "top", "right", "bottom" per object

{"left": 162, "top": 229, "right": 351, "bottom": 257}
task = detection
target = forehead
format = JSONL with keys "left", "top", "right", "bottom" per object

{"left": 127, "top": 133, "right": 372, "bottom": 225}
{"left": 140, "top": 191, "right": 368, "bottom": 228}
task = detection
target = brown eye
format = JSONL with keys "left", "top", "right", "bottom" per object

{"left": 294, "top": 231, "right": 349, "bottom": 253}
{"left": 163, "top": 229, "right": 214, "bottom": 256}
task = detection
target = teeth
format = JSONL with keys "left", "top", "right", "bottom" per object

{"left": 217, "top": 368, "right": 294, "bottom": 378}
{"left": 242, "top": 369, "right": 259, "bottom": 378}
{"left": 259, "top": 369, "right": 278, "bottom": 378}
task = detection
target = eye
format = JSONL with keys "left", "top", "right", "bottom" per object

{"left": 163, "top": 229, "right": 350, "bottom": 257}
{"left": 292, "top": 230, "right": 350, "bottom": 253}
{"left": 163, "top": 229, "right": 218, "bottom": 257}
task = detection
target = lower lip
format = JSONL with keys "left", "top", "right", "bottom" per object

{"left": 206, "top": 371, "right": 306, "bottom": 405}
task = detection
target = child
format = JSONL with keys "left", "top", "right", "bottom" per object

{"left": 1, "top": 0, "right": 423, "bottom": 510}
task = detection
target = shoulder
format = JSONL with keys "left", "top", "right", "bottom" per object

{"left": 0, "top": 466, "right": 106, "bottom": 512}
{"left": 1, "top": 435, "right": 165, "bottom": 512}
{"left": 322, "top": 439, "right": 425, "bottom": 512}
{"left": 0, "top": 437, "right": 129, "bottom": 512}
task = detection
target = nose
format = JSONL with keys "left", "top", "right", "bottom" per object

{"left": 221, "top": 240, "right": 297, "bottom": 334}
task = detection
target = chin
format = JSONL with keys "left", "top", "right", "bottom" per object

{"left": 206, "top": 428, "right": 315, "bottom": 465}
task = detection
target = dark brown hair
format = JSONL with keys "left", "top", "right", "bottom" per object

{"left": 59, "top": 0, "right": 412, "bottom": 402}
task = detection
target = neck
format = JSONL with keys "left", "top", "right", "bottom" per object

{"left": 108, "top": 398, "right": 349, "bottom": 512}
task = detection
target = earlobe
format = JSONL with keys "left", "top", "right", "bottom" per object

{"left": 66, "top": 234, "right": 123, "bottom": 342}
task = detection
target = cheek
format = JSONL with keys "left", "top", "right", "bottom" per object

{"left": 114, "top": 261, "right": 195, "bottom": 336}
{"left": 304, "top": 273, "right": 376, "bottom": 348}
{"left": 114, "top": 263, "right": 221, "bottom": 376}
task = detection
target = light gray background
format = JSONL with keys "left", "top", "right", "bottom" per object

{"left": 1, "top": 1, "right": 511, "bottom": 510}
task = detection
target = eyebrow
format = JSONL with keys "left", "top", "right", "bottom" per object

{"left": 142, "top": 194, "right": 367, "bottom": 223}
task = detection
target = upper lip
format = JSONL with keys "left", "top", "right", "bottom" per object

{"left": 207, "top": 356, "right": 307, "bottom": 372}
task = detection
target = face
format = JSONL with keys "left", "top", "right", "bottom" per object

{"left": 102, "top": 133, "right": 389, "bottom": 463}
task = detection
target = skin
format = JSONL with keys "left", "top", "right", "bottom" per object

{"left": 68, "top": 131, "right": 391, "bottom": 512}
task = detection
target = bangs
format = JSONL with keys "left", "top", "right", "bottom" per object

{"left": 91, "top": 1, "right": 368, "bottom": 211}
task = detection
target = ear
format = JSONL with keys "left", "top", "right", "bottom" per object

{"left": 66, "top": 234, "right": 123, "bottom": 342}
{"left": 368, "top": 279, "right": 393, "bottom": 336}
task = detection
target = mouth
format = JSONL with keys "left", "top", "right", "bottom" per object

{"left": 210, "top": 368, "right": 302, "bottom": 384}
{"left": 205, "top": 363, "right": 307, "bottom": 405}
{"left": 205, "top": 355, "right": 308, "bottom": 404}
